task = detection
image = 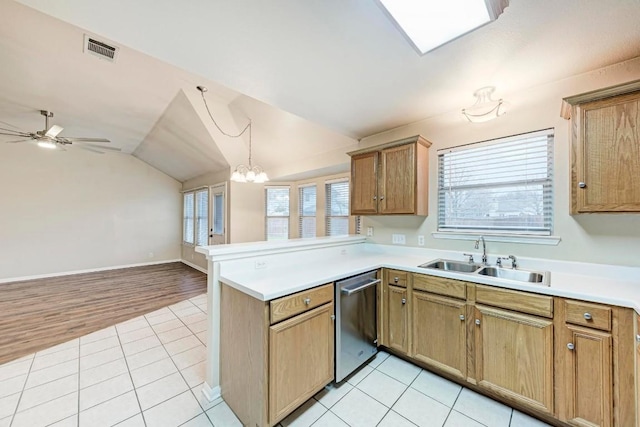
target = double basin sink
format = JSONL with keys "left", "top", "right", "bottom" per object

{"left": 418, "top": 259, "right": 550, "bottom": 286}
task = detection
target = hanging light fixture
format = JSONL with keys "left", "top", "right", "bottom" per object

{"left": 197, "top": 86, "right": 269, "bottom": 183}
{"left": 461, "top": 86, "right": 507, "bottom": 123}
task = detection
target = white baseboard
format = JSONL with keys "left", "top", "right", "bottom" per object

{"left": 180, "top": 259, "right": 208, "bottom": 274}
{"left": 0, "top": 259, "right": 182, "bottom": 284}
{"left": 201, "top": 382, "right": 222, "bottom": 404}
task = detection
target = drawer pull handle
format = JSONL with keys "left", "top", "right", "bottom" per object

{"left": 459, "top": 314, "right": 465, "bottom": 321}
{"left": 475, "top": 319, "right": 480, "bottom": 326}
{"left": 303, "top": 298, "right": 311, "bottom": 305}
{"left": 567, "top": 343, "right": 575, "bottom": 350}
{"left": 401, "top": 298, "right": 406, "bottom": 305}
{"left": 583, "top": 312, "right": 592, "bottom": 320}
{"left": 394, "top": 276, "right": 399, "bottom": 283}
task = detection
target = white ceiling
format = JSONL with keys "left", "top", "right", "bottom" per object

{"left": 3, "top": 0, "right": 640, "bottom": 181}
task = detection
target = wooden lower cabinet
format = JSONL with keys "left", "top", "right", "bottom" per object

{"left": 411, "top": 291, "right": 466, "bottom": 380}
{"left": 269, "top": 303, "right": 334, "bottom": 424}
{"left": 220, "top": 283, "right": 335, "bottom": 427}
{"left": 474, "top": 304, "right": 554, "bottom": 414}
{"left": 559, "top": 325, "right": 613, "bottom": 427}
{"left": 386, "top": 284, "right": 409, "bottom": 354}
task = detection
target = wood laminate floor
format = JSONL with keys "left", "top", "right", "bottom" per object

{"left": 0, "top": 262, "right": 207, "bottom": 365}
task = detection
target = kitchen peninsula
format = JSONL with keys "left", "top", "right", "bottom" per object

{"left": 197, "top": 236, "right": 640, "bottom": 427}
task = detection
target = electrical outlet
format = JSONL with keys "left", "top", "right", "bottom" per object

{"left": 255, "top": 260, "right": 267, "bottom": 269}
{"left": 366, "top": 226, "right": 374, "bottom": 237}
{"left": 340, "top": 249, "right": 348, "bottom": 255}
{"left": 418, "top": 235, "right": 425, "bottom": 246}
{"left": 392, "top": 234, "right": 406, "bottom": 245}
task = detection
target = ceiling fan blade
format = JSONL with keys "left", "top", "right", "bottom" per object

{"left": 0, "top": 119, "right": 22, "bottom": 130}
{"left": 0, "top": 128, "right": 30, "bottom": 136}
{"left": 76, "top": 142, "right": 121, "bottom": 152}
{"left": 77, "top": 145, "right": 104, "bottom": 154}
{"left": 3, "top": 139, "right": 31, "bottom": 144}
{"left": 64, "top": 137, "right": 111, "bottom": 143}
{"left": 45, "top": 125, "right": 64, "bottom": 138}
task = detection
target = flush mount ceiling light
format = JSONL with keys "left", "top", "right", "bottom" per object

{"left": 197, "top": 86, "right": 269, "bottom": 183}
{"left": 462, "top": 86, "right": 506, "bottom": 123}
{"left": 378, "top": 0, "right": 509, "bottom": 54}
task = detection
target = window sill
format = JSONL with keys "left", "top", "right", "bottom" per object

{"left": 431, "top": 232, "right": 561, "bottom": 246}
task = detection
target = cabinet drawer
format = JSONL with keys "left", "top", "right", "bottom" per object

{"left": 386, "top": 269, "right": 408, "bottom": 288}
{"left": 270, "top": 283, "right": 333, "bottom": 324}
{"left": 413, "top": 274, "right": 466, "bottom": 300}
{"left": 564, "top": 300, "right": 611, "bottom": 331}
{"left": 475, "top": 285, "right": 553, "bottom": 318}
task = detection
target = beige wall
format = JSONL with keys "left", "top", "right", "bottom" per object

{"left": 0, "top": 145, "right": 182, "bottom": 281}
{"left": 359, "top": 57, "right": 640, "bottom": 267}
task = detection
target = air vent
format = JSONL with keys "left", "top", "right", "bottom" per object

{"left": 83, "top": 34, "right": 119, "bottom": 62}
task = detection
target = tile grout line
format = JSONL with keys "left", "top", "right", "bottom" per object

{"left": 8, "top": 352, "right": 35, "bottom": 427}
{"left": 115, "top": 317, "right": 149, "bottom": 427}
{"left": 76, "top": 338, "right": 81, "bottom": 427}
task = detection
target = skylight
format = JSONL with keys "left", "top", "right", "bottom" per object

{"left": 379, "top": 0, "right": 506, "bottom": 54}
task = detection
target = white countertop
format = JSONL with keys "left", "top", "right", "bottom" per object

{"left": 197, "top": 238, "right": 640, "bottom": 312}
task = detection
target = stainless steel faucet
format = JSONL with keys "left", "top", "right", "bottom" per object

{"left": 474, "top": 236, "right": 487, "bottom": 265}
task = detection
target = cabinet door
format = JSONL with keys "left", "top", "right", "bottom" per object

{"left": 559, "top": 325, "right": 613, "bottom": 427}
{"left": 412, "top": 291, "right": 466, "bottom": 380}
{"left": 573, "top": 92, "right": 640, "bottom": 213}
{"left": 350, "top": 152, "right": 378, "bottom": 214}
{"left": 386, "top": 284, "right": 408, "bottom": 354}
{"left": 379, "top": 144, "right": 416, "bottom": 214}
{"left": 474, "top": 305, "right": 554, "bottom": 414}
{"left": 269, "top": 302, "right": 334, "bottom": 424}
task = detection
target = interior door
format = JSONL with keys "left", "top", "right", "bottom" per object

{"left": 210, "top": 183, "right": 226, "bottom": 245}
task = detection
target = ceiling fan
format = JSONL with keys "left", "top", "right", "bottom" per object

{"left": 0, "top": 110, "right": 121, "bottom": 154}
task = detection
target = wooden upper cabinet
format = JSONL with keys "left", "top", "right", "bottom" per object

{"left": 350, "top": 152, "right": 378, "bottom": 214}
{"left": 563, "top": 83, "right": 640, "bottom": 213}
{"left": 348, "top": 135, "right": 431, "bottom": 216}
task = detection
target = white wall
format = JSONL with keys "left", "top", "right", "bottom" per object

{"left": 0, "top": 144, "right": 182, "bottom": 281}
{"left": 359, "top": 57, "right": 640, "bottom": 267}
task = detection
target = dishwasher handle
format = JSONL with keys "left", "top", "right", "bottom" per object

{"left": 340, "top": 279, "right": 381, "bottom": 296}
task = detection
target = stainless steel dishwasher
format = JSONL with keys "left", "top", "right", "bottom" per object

{"left": 335, "top": 270, "right": 379, "bottom": 382}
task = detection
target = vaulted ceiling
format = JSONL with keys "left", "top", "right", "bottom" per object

{"left": 2, "top": 0, "right": 640, "bottom": 182}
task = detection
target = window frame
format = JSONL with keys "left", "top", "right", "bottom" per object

{"left": 265, "top": 186, "right": 291, "bottom": 241}
{"left": 325, "top": 178, "right": 350, "bottom": 237}
{"left": 436, "top": 128, "right": 554, "bottom": 238}
{"left": 298, "top": 184, "right": 317, "bottom": 238}
{"left": 183, "top": 188, "right": 209, "bottom": 246}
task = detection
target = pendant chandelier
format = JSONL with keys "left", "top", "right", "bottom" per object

{"left": 197, "top": 86, "right": 269, "bottom": 183}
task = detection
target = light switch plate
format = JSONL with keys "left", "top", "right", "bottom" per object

{"left": 418, "top": 235, "right": 425, "bottom": 246}
{"left": 367, "top": 226, "right": 374, "bottom": 237}
{"left": 392, "top": 234, "right": 406, "bottom": 245}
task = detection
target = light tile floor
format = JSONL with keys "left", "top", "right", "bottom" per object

{"left": 0, "top": 293, "right": 552, "bottom": 427}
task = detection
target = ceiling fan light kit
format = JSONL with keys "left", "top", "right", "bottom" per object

{"left": 197, "top": 85, "right": 269, "bottom": 183}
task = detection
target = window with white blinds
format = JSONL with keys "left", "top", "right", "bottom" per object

{"left": 265, "top": 186, "right": 290, "bottom": 240}
{"left": 213, "top": 192, "right": 224, "bottom": 235}
{"left": 195, "top": 189, "right": 209, "bottom": 246}
{"left": 438, "top": 129, "right": 554, "bottom": 235}
{"left": 325, "top": 180, "right": 349, "bottom": 236}
{"left": 183, "top": 193, "right": 194, "bottom": 244}
{"left": 298, "top": 185, "right": 317, "bottom": 238}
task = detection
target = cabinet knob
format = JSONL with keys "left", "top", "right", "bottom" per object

{"left": 373, "top": 196, "right": 377, "bottom": 200}
{"left": 401, "top": 298, "right": 406, "bottom": 305}
{"left": 567, "top": 343, "right": 575, "bottom": 350}
{"left": 459, "top": 314, "right": 465, "bottom": 321}
{"left": 303, "top": 298, "right": 311, "bottom": 305}
{"left": 583, "top": 312, "right": 592, "bottom": 320}
{"left": 394, "top": 276, "right": 399, "bottom": 283}
{"left": 380, "top": 196, "right": 384, "bottom": 200}
{"left": 475, "top": 319, "right": 481, "bottom": 326}
{"left": 636, "top": 334, "right": 640, "bottom": 343}
{"left": 578, "top": 182, "right": 586, "bottom": 188}
{"left": 330, "top": 314, "right": 336, "bottom": 321}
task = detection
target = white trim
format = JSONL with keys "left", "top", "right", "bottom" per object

{"left": 0, "top": 259, "right": 182, "bottom": 284}
{"left": 181, "top": 259, "right": 208, "bottom": 274}
{"left": 200, "top": 382, "right": 223, "bottom": 404}
{"left": 436, "top": 128, "right": 554, "bottom": 154}
{"left": 431, "top": 232, "right": 561, "bottom": 246}
{"left": 324, "top": 177, "right": 349, "bottom": 184}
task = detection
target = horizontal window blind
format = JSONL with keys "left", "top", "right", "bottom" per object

{"left": 213, "top": 193, "right": 224, "bottom": 235}
{"left": 195, "top": 189, "right": 208, "bottom": 246}
{"left": 325, "top": 180, "right": 349, "bottom": 236}
{"left": 299, "top": 185, "right": 317, "bottom": 238}
{"left": 438, "top": 129, "right": 554, "bottom": 235}
{"left": 265, "top": 186, "right": 290, "bottom": 240}
{"left": 183, "top": 193, "right": 194, "bottom": 244}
